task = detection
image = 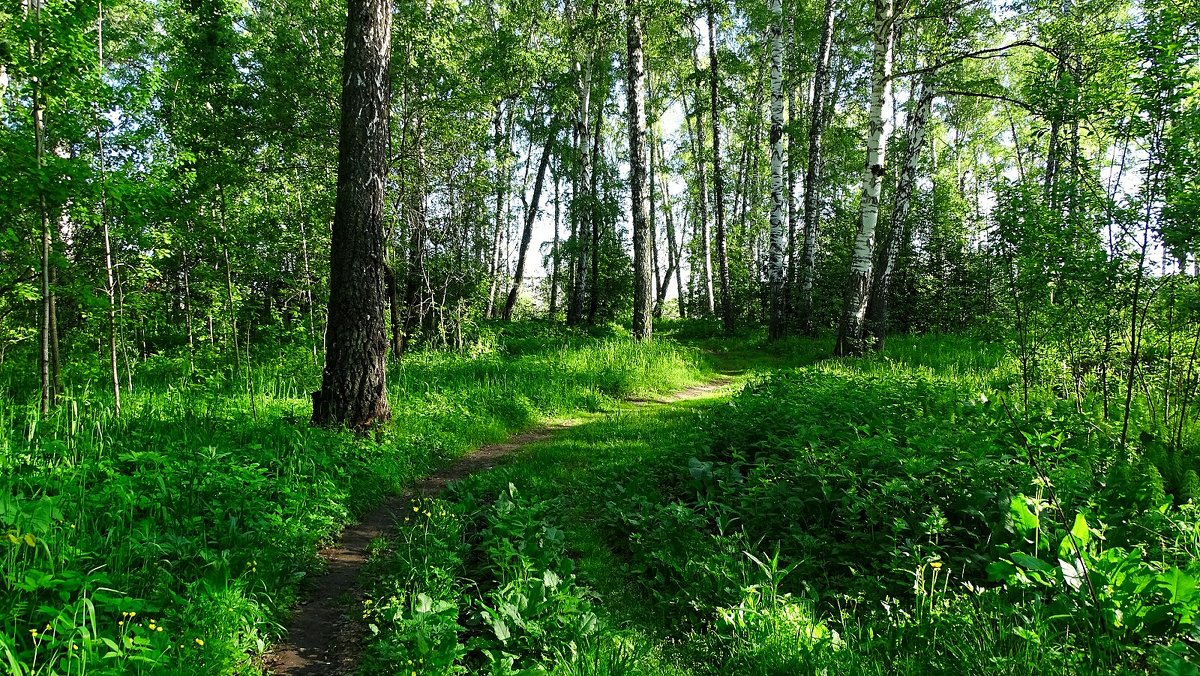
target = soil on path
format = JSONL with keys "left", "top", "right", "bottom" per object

{"left": 261, "top": 377, "right": 734, "bottom": 675}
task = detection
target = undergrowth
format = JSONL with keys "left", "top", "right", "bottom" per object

{"left": 359, "top": 329, "right": 1200, "bottom": 674}
{"left": 0, "top": 324, "right": 709, "bottom": 674}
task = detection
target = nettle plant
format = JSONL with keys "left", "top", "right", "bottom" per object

{"left": 989, "top": 492, "right": 1200, "bottom": 660}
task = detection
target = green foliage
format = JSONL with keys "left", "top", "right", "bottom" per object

{"left": 0, "top": 327, "right": 708, "bottom": 674}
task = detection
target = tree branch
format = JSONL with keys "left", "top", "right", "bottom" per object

{"left": 894, "top": 40, "right": 1058, "bottom": 78}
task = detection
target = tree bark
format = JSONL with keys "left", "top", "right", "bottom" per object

{"left": 312, "top": 0, "right": 393, "bottom": 429}
{"left": 627, "top": 0, "right": 653, "bottom": 340}
{"left": 97, "top": 1, "right": 120, "bottom": 413}
{"left": 549, "top": 171, "right": 561, "bottom": 317}
{"left": 836, "top": 0, "right": 897, "bottom": 356}
{"left": 568, "top": 0, "right": 601, "bottom": 326}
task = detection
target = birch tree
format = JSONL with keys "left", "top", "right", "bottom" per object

{"left": 867, "top": 72, "right": 935, "bottom": 348}
{"left": 766, "top": 0, "right": 787, "bottom": 340}
{"left": 835, "top": 0, "right": 901, "bottom": 356}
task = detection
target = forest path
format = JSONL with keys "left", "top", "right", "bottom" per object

{"left": 260, "top": 376, "right": 738, "bottom": 675}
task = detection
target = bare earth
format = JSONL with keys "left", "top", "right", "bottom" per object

{"left": 261, "top": 378, "right": 733, "bottom": 675}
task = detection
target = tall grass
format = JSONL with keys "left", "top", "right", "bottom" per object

{"left": 0, "top": 327, "right": 710, "bottom": 674}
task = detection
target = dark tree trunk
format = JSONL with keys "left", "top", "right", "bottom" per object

{"left": 707, "top": 1, "right": 734, "bottom": 334}
{"left": 627, "top": 0, "right": 653, "bottom": 340}
{"left": 312, "top": 0, "right": 393, "bottom": 429}
{"left": 504, "top": 122, "right": 557, "bottom": 321}
{"left": 798, "top": 0, "right": 835, "bottom": 335}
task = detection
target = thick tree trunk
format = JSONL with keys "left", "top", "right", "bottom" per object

{"left": 707, "top": 2, "right": 734, "bottom": 334}
{"left": 836, "top": 0, "right": 897, "bottom": 356}
{"left": 312, "top": 0, "right": 393, "bottom": 429}
{"left": 627, "top": 0, "right": 653, "bottom": 340}
{"left": 503, "top": 123, "right": 556, "bottom": 321}
{"left": 766, "top": 0, "right": 786, "bottom": 340}
{"left": 798, "top": 0, "right": 835, "bottom": 334}
{"left": 867, "top": 73, "right": 934, "bottom": 349}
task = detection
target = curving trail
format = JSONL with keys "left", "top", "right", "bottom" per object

{"left": 261, "top": 377, "right": 735, "bottom": 675}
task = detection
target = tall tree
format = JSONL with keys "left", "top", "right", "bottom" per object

{"left": 503, "top": 120, "right": 556, "bottom": 321}
{"left": 836, "top": 0, "right": 900, "bottom": 356}
{"left": 627, "top": 0, "right": 653, "bottom": 340}
{"left": 797, "top": 0, "right": 835, "bottom": 334}
{"left": 311, "top": 0, "right": 393, "bottom": 428}
{"left": 766, "top": 0, "right": 786, "bottom": 340}
{"left": 867, "top": 72, "right": 935, "bottom": 348}
{"left": 707, "top": 0, "right": 734, "bottom": 333}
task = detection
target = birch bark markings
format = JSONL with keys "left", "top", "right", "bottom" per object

{"left": 836, "top": 0, "right": 898, "bottom": 357}
{"left": 627, "top": 0, "right": 653, "bottom": 340}
{"left": 312, "top": 0, "right": 393, "bottom": 429}
{"left": 766, "top": 0, "right": 787, "bottom": 340}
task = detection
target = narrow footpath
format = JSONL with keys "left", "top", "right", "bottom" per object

{"left": 262, "top": 377, "right": 735, "bottom": 675}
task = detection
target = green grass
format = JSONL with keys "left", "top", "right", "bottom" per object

{"left": 0, "top": 326, "right": 712, "bottom": 674}
{"left": 359, "top": 330, "right": 1200, "bottom": 675}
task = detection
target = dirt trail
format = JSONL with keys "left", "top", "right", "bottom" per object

{"left": 261, "top": 377, "right": 735, "bottom": 675}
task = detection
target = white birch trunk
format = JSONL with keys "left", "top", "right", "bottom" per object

{"left": 767, "top": 0, "right": 787, "bottom": 339}
{"left": 836, "top": 0, "right": 897, "bottom": 356}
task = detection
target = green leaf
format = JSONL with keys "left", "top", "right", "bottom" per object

{"left": 1011, "top": 552, "right": 1054, "bottom": 573}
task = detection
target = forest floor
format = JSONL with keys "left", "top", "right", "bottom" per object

{"left": 262, "top": 371, "right": 744, "bottom": 675}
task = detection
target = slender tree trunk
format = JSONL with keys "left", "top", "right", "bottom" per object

{"left": 627, "top": 0, "right": 653, "bottom": 340}
{"left": 656, "top": 137, "right": 681, "bottom": 316}
{"left": 707, "top": 2, "right": 734, "bottom": 334}
{"left": 588, "top": 92, "right": 605, "bottom": 325}
{"left": 568, "top": 0, "right": 601, "bottom": 326}
{"left": 96, "top": 1, "right": 120, "bottom": 413}
{"left": 295, "top": 180, "right": 319, "bottom": 360}
{"left": 312, "top": 0, "right": 393, "bottom": 429}
{"left": 766, "top": 0, "right": 787, "bottom": 340}
{"left": 217, "top": 186, "right": 240, "bottom": 371}
{"left": 549, "top": 171, "right": 561, "bottom": 317}
{"left": 688, "top": 24, "right": 716, "bottom": 315}
{"left": 30, "top": 0, "right": 54, "bottom": 414}
{"left": 486, "top": 104, "right": 511, "bottom": 319}
{"left": 867, "top": 72, "right": 933, "bottom": 349}
{"left": 504, "top": 122, "right": 557, "bottom": 320}
{"left": 836, "top": 0, "right": 897, "bottom": 356}
{"left": 798, "top": 0, "right": 835, "bottom": 335}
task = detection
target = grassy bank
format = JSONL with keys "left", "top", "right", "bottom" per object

{"left": 0, "top": 324, "right": 711, "bottom": 674}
